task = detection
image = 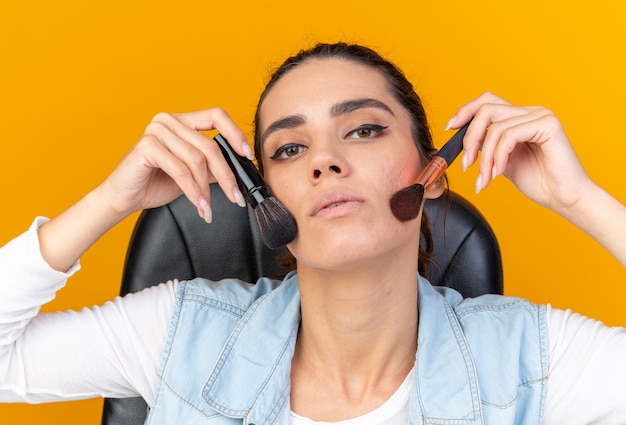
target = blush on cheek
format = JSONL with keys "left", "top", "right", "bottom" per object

{"left": 384, "top": 162, "right": 421, "bottom": 194}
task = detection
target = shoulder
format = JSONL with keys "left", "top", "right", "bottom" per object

{"left": 175, "top": 272, "right": 296, "bottom": 317}
{"left": 430, "top": 283, "right": 544, "bottom": 323}
{"left": 431, "top": 283, "right": 548, "bottom": 370}
{"left": 417, "top": 280, "right": 549, "bottom": 414}
{"left": 421, "top": 279, "right": 547, "bottom": 360}
{"left": 454, "top": 292, "right": 543, "bottom": 319}
{"left": 457, "top": 294, "right": 549, "bottom": 388}
{"left": 448, "top": 290, "right": 547, "bottom": 348}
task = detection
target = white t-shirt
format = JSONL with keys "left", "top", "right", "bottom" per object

{"left": 1, "top": 218, "right": 626, "bottom": 423}
{"left": 290, "top": 368, "right": 411, "bottom": 424}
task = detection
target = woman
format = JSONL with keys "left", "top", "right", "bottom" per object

{"left": 1, "top": 43, "right": 625, "bottom": 424}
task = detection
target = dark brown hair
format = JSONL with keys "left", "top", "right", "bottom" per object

{"left": 253, "top": 42, "right": 438, "bottom": 278}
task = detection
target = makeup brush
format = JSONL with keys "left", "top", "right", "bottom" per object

{"left": 213, "top": 134, "right": 298, "bottom": 249}
{"left": 389, "top": 121, "right": 471, "bottom": 222}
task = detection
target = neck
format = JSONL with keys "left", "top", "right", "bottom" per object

{"left": 296, "top": 262, "right": 418, "bottom": 370}
{"left": 290, "top": 253, "right": 419, "bottom": 419}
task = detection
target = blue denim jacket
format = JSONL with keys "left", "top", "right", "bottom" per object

{"left": 145, "top": 273, "right": 548, "bottom": 425}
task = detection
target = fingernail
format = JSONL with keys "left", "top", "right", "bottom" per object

{"left": 444, "top": 116, "right": 456, "bottom": 131}
{"left": 199, "top": 196, "right": 212, "bottom": 224}
{"left": 491, "top": 165, "right": 497, "bottom": 181}
{"left": 475, "top": 175, "right": 483, "bottom": 194}
{"left": 242, "top": 142, "right": 254, "bottom": 161}
{"left": 461, "top": 152, "right": 469, "bottom": 172}
{"left": 233, "top": 188, "right": 247, "bottom": 207}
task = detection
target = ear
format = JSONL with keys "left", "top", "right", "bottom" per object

{"left": 424, "top": 176, "right": 445, "bottom": 200}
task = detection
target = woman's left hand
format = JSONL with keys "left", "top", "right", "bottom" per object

{"left": 449, "top": 92, "right": 593, "bottom": 216}
{"left": 450, "top": 92, "right": 626, "bottom": 268}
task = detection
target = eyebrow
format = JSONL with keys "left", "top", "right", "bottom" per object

{"left": 330, "top": 98, "right": 395, "bottom": 117}
{"left": 261, "top": 98, "right": 395, "bottom": 144}
{"left": 261, "top": 114, "right": 306, "bottom": 144}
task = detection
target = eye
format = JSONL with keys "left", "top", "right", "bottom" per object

{"left": 269, "top": 143, "right": 308, "bottom": 160}
{"left": 346, "top": 124, "right": 389, "bottom": 139}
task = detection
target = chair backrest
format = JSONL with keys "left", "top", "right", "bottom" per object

{"left": 101, "top": 184, "right": 502, "bottom": 425}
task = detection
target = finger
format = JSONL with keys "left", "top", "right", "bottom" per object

{"left": 173, "top": 108, "right": 253, "bottom": 160}
{"left": 137, "top": 136, "right": 208, "bottom": 217}
{"left": 449, "top": 92, "right": 511, "bottom": 130}
{"left": 150, "top": 113, "right": 245, "bottom": 207}
{"left": 477, "top": 108, "right": 553, "bottom": 190}
{"left": 490, "top": 109, "right": 555, "bottom": 178}
{"left": 447, "top": 93, "right": 510, "bottom": 170}
{"left": 202, "top": 141, "right": 247, "bottom": 208}
{"left": 462, "top": 102, "right": 539, "bottom": 175}
{"left": 145, "top": 119, "right": 213, "bottom": 197}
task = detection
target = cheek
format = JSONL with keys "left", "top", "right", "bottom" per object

{"left": 380, "top": 150, "right": 422, "bottom": 193}
{"left": 264, "top": 168, "right": 300, "bottom": 211}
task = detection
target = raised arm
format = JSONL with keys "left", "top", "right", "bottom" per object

{"left": 38, "top": 108, "right": 252, "bottom": 272}
{"left": 448, "top": 92, "right": 626, "bottom": 267}
{"left": 1, "top": 107, "right": 253, "bottom": 404}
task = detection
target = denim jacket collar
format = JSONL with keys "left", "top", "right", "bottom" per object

{"left": 412, "top": 276, "right": 483, "bottom": 424}
{"left": 199, "top": 274, "right": 483, "bottom": 424}
{"left": 201, "top": 272, "right": 301, "bottom": 424}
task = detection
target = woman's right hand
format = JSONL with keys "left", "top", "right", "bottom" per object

{"left": 38, "top": 108, "right": 251, "bottom": 272}
{"left": 100, "top": 108, "right": 252, "bottom": 223}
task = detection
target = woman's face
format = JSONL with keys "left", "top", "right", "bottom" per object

{"left": 258, "top": 58, "right": 424, "bottom": 271}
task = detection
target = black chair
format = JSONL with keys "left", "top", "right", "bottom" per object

{"left": 101, "top": 184, "right": 503, "bottom": 425}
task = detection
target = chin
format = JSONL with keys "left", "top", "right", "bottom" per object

{"left": 294, "top": 236, "right": 406, "bottom": 272}
{"left": 291, "top": 214, "right": 421, "bottom": 270}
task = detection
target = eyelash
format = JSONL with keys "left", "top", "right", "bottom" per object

{"left": 269, "top": 143, "right": 304, "bottom": 160}
{"left": 345, "top": 124, "right": 389, "bottom": 139}
{"left": 269, "top": 124, "right": 389, "bottom": 161}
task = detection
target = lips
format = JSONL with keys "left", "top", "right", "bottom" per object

{"left": 309, "top": 190, "right": 365, "bottom": 217}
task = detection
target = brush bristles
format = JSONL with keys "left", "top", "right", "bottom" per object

{"left": 254, "top": 197, "right": 298, "bottom": 248}
{"left": 389, "top": 184, "right": 425, "bottom": 222}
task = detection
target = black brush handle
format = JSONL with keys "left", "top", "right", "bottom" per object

{"left": 213, "top": 133, "right": 270, "bottom": 207}
{"left": 436, "top": 120, "right": 471, "bottom": 166}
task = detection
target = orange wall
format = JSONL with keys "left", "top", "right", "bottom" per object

{"left": 1, "top": 1, "right": 625, "bottom": 422}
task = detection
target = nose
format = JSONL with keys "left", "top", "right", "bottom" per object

{"left": 308, "top": 140, "right": 349, "bottom": 182}
{"left": 313, "top": 164, "right": 341, "bottom": 179}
